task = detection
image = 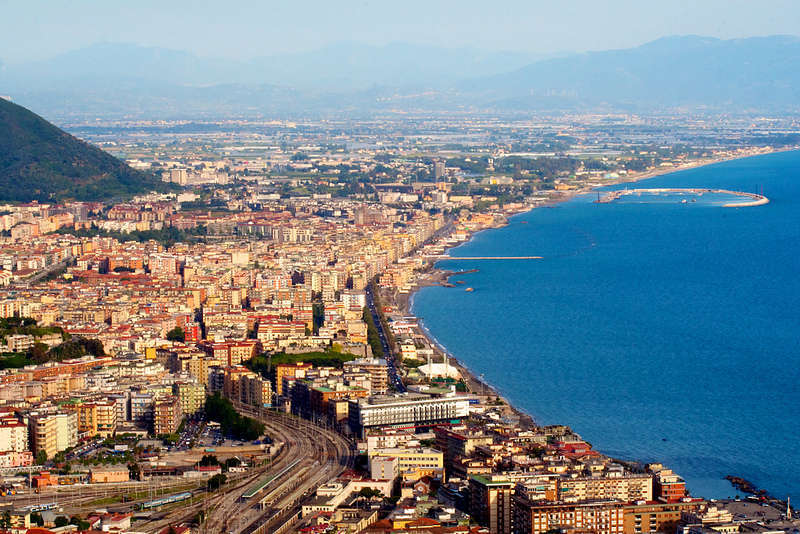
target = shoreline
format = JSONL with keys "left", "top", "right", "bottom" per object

{"left": 385, "top": 145, "right": 794, "bottom": 467}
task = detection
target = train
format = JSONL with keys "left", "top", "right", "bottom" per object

{"left": 139, "top": 491, "right": 192, "bottom": 510}
{"left": 24, "top": 503, "right": 57, "bottom": 512}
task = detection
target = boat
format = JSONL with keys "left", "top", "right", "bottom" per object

{"left": 465, "top": 287, "right": 474, "bottom": 292}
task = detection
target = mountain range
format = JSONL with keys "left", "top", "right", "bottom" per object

{"left": 1, "top": 35, "right": 799, "bottom": 119}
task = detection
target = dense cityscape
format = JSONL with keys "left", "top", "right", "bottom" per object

{"left": 0, "top": 107, "right": 795, "bottom": 534}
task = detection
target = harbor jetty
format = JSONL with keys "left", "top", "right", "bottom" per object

{"left": 596, "top": 188, "right": 769, "bottom": 207}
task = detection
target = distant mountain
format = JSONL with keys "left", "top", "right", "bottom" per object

{"left": 0, "top": 41, "right": 540, "bottom": 91}
{"left": 1, "top": 36, "right": 799, "bottom": 119}
{"left": 464, "top": 35, "right": 800, "bottom": 111}
{"left": 0, "top": 98, "right": 166, "bottom": 202}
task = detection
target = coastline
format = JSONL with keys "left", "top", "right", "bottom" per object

{"left": 386, "top": 145, "right": 791, "bottom": 439}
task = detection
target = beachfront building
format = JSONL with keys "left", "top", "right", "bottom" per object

{"left": 348, "top": 392, "right": 472, "bottom": 438}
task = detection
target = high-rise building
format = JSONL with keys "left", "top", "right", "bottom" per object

{"left": 29, "top": 412, "right": 77, "bottom": 459}
{"left": 153, "top": 395, "right": 182, "bottom": 436}
{"left": 470, "top": 475, "right": 514, "bottom": 534}
{"left": 173, "top": 381, "right": 206, "bottom": 416}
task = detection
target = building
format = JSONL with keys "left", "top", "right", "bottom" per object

{"left": 512, "top": 493, "right": 625, "bottom": 534}
{"left": 470, "top": 475, "right": 514, "bottom": 534}
{"left": 348, "top": 392, "right": 472, "bottom": 438}
{"left": 370, "top": 447, "right": 444, "bottom": 481}
{"left": 173, "top": 381, "right": 206, "bottom": 416}
{"left": 622, "top": 499, "right": 705, "bottom": 534}
{"left": 153, "top": 395, "right": 182, "bottom": 436}
{"left": 70, "top": 401, "right": 117, "bottom": 439}
{"left": 0, "top": 416, "right": 28, "bottom": 452}
{"left": 343, "top": 358, "right": 390, "bottom": 394}
{"left": 650, "top": 465, "right": 687, "bottom": 502}
{"left": 29, "top": 411, "right": 77, "bottom": 459}
{"left": 274, "top": 362, "right": 313, "bottom": 396}
{"left": 560, "top": 474, "right": 653, "bottom": 503}
{"left": 240, "top": 374, "right": 273, "bottom": 407}
{"left": 434, "top": 426, "right": 494, "bottom": 478}
{"left": 370, "top": 456, "right": 399, "bottom": 481}
{"left": 130, "top": 391, "right": 154, "bottom": 430}
{"left": 90, "top": 466, "right": 130, "bottom": 483}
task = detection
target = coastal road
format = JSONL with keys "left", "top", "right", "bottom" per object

{"left": 365, "top": 283, "right": 405, "bottom": 392}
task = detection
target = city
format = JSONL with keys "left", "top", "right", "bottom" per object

{"left": 1, "top": 2, "right": 800, "bottom": 533}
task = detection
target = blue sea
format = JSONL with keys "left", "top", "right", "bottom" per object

{"left": 412, "top": 150, "right": 800, "bottom": 500}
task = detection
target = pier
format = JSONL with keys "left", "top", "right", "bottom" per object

{"left": 596, "top": 188, "right": 769, "bottom": 207}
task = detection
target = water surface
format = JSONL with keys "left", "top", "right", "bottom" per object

{"left": 412, "top": 150, "right": 800, "bottom": 500}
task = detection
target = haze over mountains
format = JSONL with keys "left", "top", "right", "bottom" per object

{"left": 1, "top": 35, "right": 798, "bottom": 119}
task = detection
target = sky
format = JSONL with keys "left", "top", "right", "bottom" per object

{"left": 1, "top": 0, "right": 798, "bottom": 63}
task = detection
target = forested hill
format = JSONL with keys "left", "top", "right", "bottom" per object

{"left": 0, "top": 98, "right": 166, "bottom": 202}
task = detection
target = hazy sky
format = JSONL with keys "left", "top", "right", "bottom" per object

{"left": 1, "top": 0, "right": 798, "bottom": 63}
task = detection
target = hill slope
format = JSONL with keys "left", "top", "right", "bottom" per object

{"left": 0, "top": 98, "right": 165, "bottom": 202}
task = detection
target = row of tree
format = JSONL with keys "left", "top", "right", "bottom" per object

{"left": 204, "top": 393, "right": 265, "bottom": 441}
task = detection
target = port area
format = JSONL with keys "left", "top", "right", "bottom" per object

{"left": 596, "top": 188, "right": 769, "bottom": 207}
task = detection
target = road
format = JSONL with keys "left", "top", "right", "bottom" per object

{"left": 365, "top": 283, "right": 405, "bottom": 393}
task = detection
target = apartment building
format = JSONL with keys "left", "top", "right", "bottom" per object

{"left": 342, "top": 358, "right": 390, "bottom": 394}
{"left": 173, "top": 381, "right": 206, "bottom": 416}
{"left": 512, "top": 493, "right": 625, "bottom": 534}
{"left": 470, "top": 475, "right": 514, "bottom": 534}
{"left": 29, "top": 411, "right": 77, "bottom": 459}
{"left": 239, "top": 374, "right": 273, "bottom": 408}
{"left": 153, "top": 395, "right": 182, "bottom": 436}
{"left": 0, "top": 416, "right": 28, "bottom": 452}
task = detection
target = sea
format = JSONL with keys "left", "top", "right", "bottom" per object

{"left": 411, "top": 149, "right": 800, "bottom": 501}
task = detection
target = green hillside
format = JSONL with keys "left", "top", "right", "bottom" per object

{"left": 0, "top": 98, "right": 167, "bottom": 202}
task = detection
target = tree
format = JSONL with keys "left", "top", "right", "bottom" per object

{"left": 35, "top": 449, "right": 47, "bottom": 465}
{"left": 199, "top": 454, "right": 218, "bottom": 467}
{"left": 54, "top": 516, "right": 70, "bottom": 528}
{"left": 223, "top": 457, "right": 241, "bottom": 470}
{"left": 27, "top": 342, "right": 49, "bottom": 364}
{"left": 0, "top": 511, "right": 9, "bottom": 528}
{"left": 207, "top": 473, "right": 227, "bottom": 491}
{"left": 30, "top": 512, "right": 43, "bottom": 526}
{"left": 166, "top": 327, "right": 185, "bottom": 342}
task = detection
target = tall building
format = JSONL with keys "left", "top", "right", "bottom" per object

{"left": 72, "top": 401, "right": 117, "bottom": 438}
{"left": 173, "top": 381, "right": 206, "bottom": 416}
{"left": 434, "top": 160, "right": 446, "bottom": 180}
{"left": 470, "top": 475, "right": 514, "bottom": 534}
{"left": 29, "top": 412, "right": 77, "bottom": 459}
{"left": 130, "top": 392, "right": 154, "bottom": 430}
{"left": 240, "top": 374, "right": 272, "bottom": 408}
{"left": 274, "top": 362, "right": 313, "bottom": 396}
{"left": 342, "top": 358, "right": 389, "bottom": 394}
{"left": 153, "top": 395, "right": 182, "bottom": 436}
